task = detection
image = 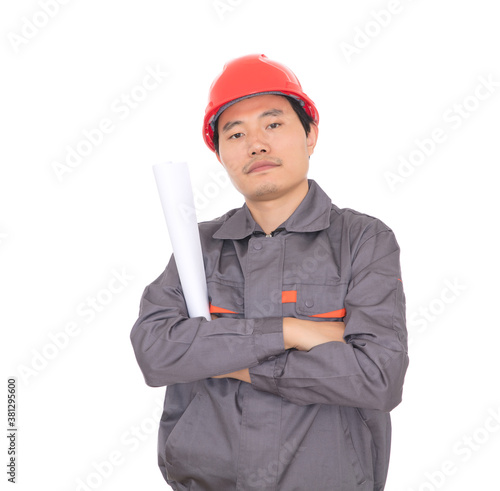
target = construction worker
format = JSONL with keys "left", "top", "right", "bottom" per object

{"left": 131, "top": 54, "right": 409, "bottom": 490}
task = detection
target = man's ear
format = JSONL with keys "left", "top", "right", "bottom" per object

{"left": 307, "top": 123, "right": 319, "bottom": 157}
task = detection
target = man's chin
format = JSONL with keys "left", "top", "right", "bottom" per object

{"left": 254, "top": 182, "right": 280, "bottom": 198}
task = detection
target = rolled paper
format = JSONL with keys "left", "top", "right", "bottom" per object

{"left": 153, "top": 162, "right": 210, "bottom": 320}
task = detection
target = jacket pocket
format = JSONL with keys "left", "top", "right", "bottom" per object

{"left": 355, "top": 407, "right": 391, "bottom": 489}
{"left": 338, "top": 406, "right": 370, "bottom": 486}
{"left": 162, "top": 384, "right": 240, "bottom": 489}
{"left": 207, "top": 280, "right": 244, "bottom": 318}
{"left": 294, "top": 283, "right": 347, "bottom": 319}
{"left": 163, "top": 392, "right": 207, "bottom": 482}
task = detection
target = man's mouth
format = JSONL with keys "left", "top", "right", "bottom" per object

{"left": 246, "top": 160, "right": 281, "bottom": 174}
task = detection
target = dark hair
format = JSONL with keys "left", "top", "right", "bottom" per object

{"left": 212, "top": 95, "right": 315, "bottom": 155}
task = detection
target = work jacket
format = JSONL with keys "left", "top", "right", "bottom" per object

{"left": 130, "top": 180, "right": 409, "bottom": 490}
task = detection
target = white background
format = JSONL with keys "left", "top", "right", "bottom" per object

{"left": 2, "top": 1, "right": 499, "bottom": 490}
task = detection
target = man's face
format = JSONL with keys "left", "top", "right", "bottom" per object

{"left": 216, "top": 94, "right": 318, "bottom": 203}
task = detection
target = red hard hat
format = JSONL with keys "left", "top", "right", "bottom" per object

{"left": 203, "top": 54, "right": 319, "bottom": 152}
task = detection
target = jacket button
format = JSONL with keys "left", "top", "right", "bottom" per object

{"left": 253, "top": 242, "right": 263, "bottom": 250}
{"left": 236, "top": 298, "right": 244, "bottom": 306}
{"left": 305, "top": 299, "right": 314, "bottom": 308}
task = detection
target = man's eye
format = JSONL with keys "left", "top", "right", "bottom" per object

{"left": 229, "top": 132, "right": 243, "bottom": 139}
{"left": 268, "top": 122, "right": 281, "bottom": 129}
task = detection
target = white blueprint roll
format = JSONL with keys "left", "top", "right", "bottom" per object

{"left": 153, "top": 162, "right": 211, "bottom": 321}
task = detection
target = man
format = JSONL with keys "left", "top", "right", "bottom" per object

{"left": 131, "top": 54, "right": 409, "bottom": 490}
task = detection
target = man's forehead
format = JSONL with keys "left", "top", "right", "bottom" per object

{"left": 218, "top": 94, "right": 290, "bottom": 125}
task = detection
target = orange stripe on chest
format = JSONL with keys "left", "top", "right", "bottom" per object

{"left": 309, "top": 308, "right": 346, "bottom": 318}
{"left": 282, "top": 290, "right": 298, "bottom": 303}
{"left": 209, "top": 303, "right": 238, "bottom": 314}
{"left": 210, "top": 292, "right": 345, "bottom": 318}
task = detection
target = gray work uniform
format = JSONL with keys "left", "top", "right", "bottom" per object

{"left": 130, "top": 180, "right": 409, "bottom": 490}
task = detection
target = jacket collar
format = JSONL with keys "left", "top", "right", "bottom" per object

{"left": 212, "top": 180, "right": 332, "bottom": 240}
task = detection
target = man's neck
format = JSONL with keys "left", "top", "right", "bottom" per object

{"left": 245, "top": 180, "right": 309, "bottom": 235}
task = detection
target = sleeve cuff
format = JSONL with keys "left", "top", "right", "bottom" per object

{"left": 251, "top": 317, "right": 285, "bottom": 363}
{"left": 249, "top": 349, "right": 290, "bottom": 396}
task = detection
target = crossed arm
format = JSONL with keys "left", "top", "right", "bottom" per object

{"left": 131, "top": 228, "right": 408, "bottom": 411}
{"left": 212, "top": 317, "right": 346, "bottom": 383}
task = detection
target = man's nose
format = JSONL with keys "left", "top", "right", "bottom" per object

{"left": 248, "top": 132, "right": 270, "bottom": 156}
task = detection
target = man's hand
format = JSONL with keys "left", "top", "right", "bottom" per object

{"left": 283, "top": 318, "right": 346, "bottom": 351}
